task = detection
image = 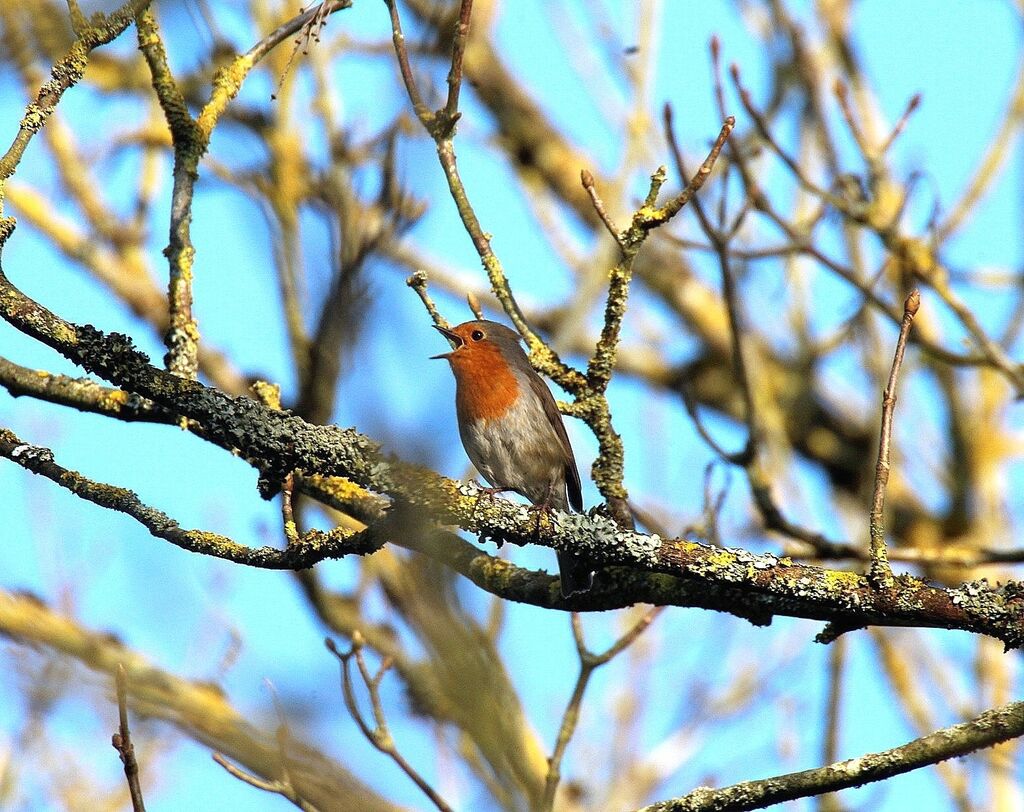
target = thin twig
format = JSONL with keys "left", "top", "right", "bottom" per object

{"left": 326, "top": 636, "right": 453, "bottom": 812}
{"left": 385, "top": 0, "right": 583, "bottom": 392}
{"left": 659, "top": 117, "right": 735, "bottom": 222}
{"left": 580, "top": 169, "right": 623, "bottom": 244}
{"left": 731, "top": 63, "right": 1024, "bottom": 392}
{"left": 406, "top": 271, "right": 450, "bottom": 328}
{"left": 587, "top": 119, "right": 733, "bottom": 395}
{"left": 212, "top": 753, "right": 320, "bottom": 812}
{"left": 111, "top": 664, "right": 146, "bottom": 812}
{"left": 728, "top": 66, "right": 847, "bottom": 209}
{"left": 879, "top": 93, "right": 922, "bottom": 155}
{"left": 441, "top": 0, "right": 474, "bottom": 130}
{"left": 664, "top": 104, "right": 851, "bottom": 557}
{"left": 384, "top": 0, "right": 433, "bottom": 124}
{"left": 833, "top": 78, "right": 871, "bottom": 160}
{"left": 868, "top": 289, "right": 920, "bottom": 588}
{"left": 541, "top": 608, "right": 663, "bottom": 811}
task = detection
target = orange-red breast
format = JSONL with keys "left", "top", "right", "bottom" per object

{"left": 432, "top": 320, "right": 591, "bottom": 596}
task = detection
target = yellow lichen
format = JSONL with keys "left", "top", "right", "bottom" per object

{"left": 99, "top": 389, "right": 129, "bottom": 410}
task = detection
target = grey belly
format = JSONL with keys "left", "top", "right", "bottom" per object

{"left": 460, "top": 411, "right": 565, "bottom": 507}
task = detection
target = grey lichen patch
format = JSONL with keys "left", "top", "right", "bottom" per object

{"left": 547, "top": 510, "right": 661, "bottom": 565}
{"left": 10, "top": 442, "right": 53, "bottom": 464}
{"left": 946, "top": 578, "right": 1024, "bottom": 650}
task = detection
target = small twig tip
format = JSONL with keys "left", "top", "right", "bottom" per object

{"left": 406, "top": 270, "right": 428, "bottom": 288}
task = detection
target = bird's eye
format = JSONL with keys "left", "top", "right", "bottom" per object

{"left": 470, "top": 330, "right": 484, "bottom": 341}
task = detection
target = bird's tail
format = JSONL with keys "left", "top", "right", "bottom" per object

{"left": 557, "top": 551, "right": 594, "bottom": 597}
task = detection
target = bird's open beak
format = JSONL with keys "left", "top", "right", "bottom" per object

{"left": 430, "top": 324, "right": 460, "bottom": 359}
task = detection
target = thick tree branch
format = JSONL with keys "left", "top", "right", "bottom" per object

{"left": 2, "top": 265, "right": 1024, "bottom": 645}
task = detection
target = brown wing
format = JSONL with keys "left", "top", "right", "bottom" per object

{"left": 526, "top": 371, "right": 583, "bottom": 512}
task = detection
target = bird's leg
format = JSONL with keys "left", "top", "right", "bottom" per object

{"left": 467, "top": 481, "right": 513, "bottom": 532}
{"left": 476, "top": 484, "right": 513, "bottom": 498}
{"left": 526, "top": 481, "right": 558, "bottom": 538}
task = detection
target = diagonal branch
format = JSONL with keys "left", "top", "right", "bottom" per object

{"left": 0, "top": 427, "right": 381, "bottom": 568}
{"left": 541, "top": 608, "right": 663, "bottom": 811}
{"left": 636, "top": 697, "right": 1024, "bottom": 812}
{"left": 327, "top": 636, "right": 453, "bottom": 812}
{"left": 0, "top": 0, "right": 152, "bottom": 193}
{"left": 0, "top": 588, "right": 399, "bottom": 812}
{"left": 133, "top": 1, "right": 354, "bottom": 378}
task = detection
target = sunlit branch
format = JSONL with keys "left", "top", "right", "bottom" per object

{"left": 1, "top": 268, "right": 1023, "bottom": 643}
{"left": 0, "top": 588, "right": 391, "bottom": 810}
{"left": 638, "top": 698, "right": 1024, "bottom": 812}
{"left": 0, "top": 0, "right": 151, "bottom": 202}
{"left": 0, "top": 426, "right": 379, "bottom": 568}
{"left": 867, "top": 290, "right": 920, "bottom": 588}
{"left": 212, "top": 754, "right": 318, "bottom": 812}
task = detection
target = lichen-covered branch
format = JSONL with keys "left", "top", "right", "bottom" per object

{"left": 0, "top": 0, "right": 151, "bottom": 196}
{"left": 0, "top": 426, "right": 381, "bottom": 567}
{"left": 0, "top": 356, "right": 172, "bottom": 422}
{"left": 2, "top": 268, "right": 1023, "bottom": 648}
{"left": 132, "top": 1, "right": 354, "bottom": 378}
{"left": 134, "top": 8, "right": 203, "bottom": 378}
{"left": 637, "top": 698, "right": 1024, "bottom": 812}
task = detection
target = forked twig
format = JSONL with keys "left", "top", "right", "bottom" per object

{"left": 540, "top": 608, "right": 664, "bottom": 811}
{"left": 213, "top": 753, "right": 319, "bottom": 812}
{"left": 326, "top": 636, "right": 453, "bottom": 812}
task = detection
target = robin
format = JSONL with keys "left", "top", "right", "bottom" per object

{"left": 432, "top": 319, "right": 592, "bottom": 596}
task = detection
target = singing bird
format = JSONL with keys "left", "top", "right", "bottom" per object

{"left": 432, "top": 320, "right": 592, "bottom": 595}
